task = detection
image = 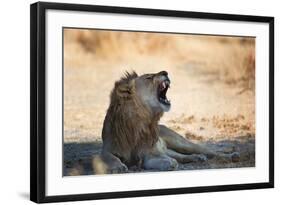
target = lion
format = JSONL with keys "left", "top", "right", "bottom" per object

{"left": 93, "top": 71, "right": 239, "bottom": 174}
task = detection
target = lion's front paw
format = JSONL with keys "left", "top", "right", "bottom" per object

{"left": 144, "top": 156, "right": 179, "bottom": 171}
{"left": 160, "top": 158, "right": 179, "bottom": 171}
{"left": 109, "top": 163, "right": 128, "bottom": 174}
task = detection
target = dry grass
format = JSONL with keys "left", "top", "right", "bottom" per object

{"left": 64, "top": 29, "right": 255, "bottom": 88}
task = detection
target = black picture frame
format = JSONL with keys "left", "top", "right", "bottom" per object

{"left": 30, "top": 1, "right": 274, "bottom": 203}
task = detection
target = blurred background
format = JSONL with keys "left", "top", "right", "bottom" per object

{"left": 63, "top": 28, "right": 255, "bottom": 175}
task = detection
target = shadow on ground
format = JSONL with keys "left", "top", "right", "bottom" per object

{"left": 64, "top": 141, "right": 102, "bottom": 176}
{"left": 63, "top": 138, "right": 255, "bottom": 176}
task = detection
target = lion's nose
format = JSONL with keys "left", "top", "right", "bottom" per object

{"left": 158, "top": 71, "right": 168, "bottom": 76}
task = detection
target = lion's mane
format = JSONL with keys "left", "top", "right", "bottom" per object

{"left": 102, "top": 71, "right": 162, "bottom": 164}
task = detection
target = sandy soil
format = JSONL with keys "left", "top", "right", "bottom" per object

{"left": 63, "top": 30, "right": 255, "bottom": 176}
{"left": 63, "top": 60, "right": 255, "bottom": 176}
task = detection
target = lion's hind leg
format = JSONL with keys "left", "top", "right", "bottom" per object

{"left": 159, "top": 125, "right": 216, "bottom": 157}
{"left": 159, "top": 125, "right": 240, "bottom": 162}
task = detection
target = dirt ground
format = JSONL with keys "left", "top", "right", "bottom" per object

{"left": 63, "top": 29, "right": 255, "bottom": 176}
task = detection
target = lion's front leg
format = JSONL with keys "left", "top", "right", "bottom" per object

{"left": 143, "top": 154, "right": 178, "bottom": 171}
{"left": 93, "top": 151, "right": 128, "bottom": 174}
{"left": 166, "top": 149, "right": 207, "bottom": 163}
{"left": 142, "top": 138, "right": 178, "bottom": 171}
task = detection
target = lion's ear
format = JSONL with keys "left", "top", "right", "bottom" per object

{"left": 114, "top": 71, "right": 137, "bottom": 98}
{"left": 115, "top": 80, "right": 135, "bottom": 98}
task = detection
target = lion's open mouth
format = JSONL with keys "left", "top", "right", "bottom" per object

{"left": 158, "top": 79, "right": 170, "bottom": 106}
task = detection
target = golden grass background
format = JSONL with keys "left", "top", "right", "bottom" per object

{"left": 63, "top": 28, "right": 255, "bottom": 175}
{"left": 64, "top": 29, "right": 255, "bottom": 85}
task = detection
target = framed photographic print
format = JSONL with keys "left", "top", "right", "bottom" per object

{"left": 30, "top": 1, "right": 274, "bottom": 203}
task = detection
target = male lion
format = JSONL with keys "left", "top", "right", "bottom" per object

{"left": 94, "top": 71, "right": 239, "bottom": 174}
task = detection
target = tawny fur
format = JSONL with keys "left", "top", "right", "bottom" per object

{"left": 102, "top": 72, "right": 162, "bottom": 165}
{"left": 97, "top": 70, "right": 240, "bottom": 174}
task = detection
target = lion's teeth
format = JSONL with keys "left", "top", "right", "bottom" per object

{"left": 162, "top": 82, "right": 166, "bottom": 89}
{"left": 165, "top": 80, "right": 170, "bottom": 88}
